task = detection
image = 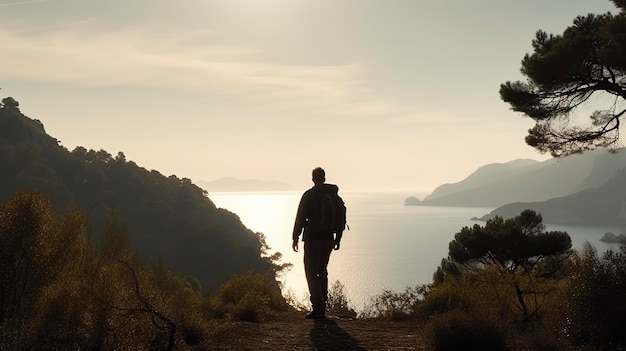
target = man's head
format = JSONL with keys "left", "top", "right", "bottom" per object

{"left": 312, "top": 167, "right": 325, "bottom": 185}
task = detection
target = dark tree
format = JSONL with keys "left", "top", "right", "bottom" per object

{"left": 1, "top": 97, "right": 19, "bottom": 112}
{"left": 448, "top": 210, "right": 571, "bottom": 270}
{"left": 500, "top": 1, "right": 626, "bottom": 156}
{"left": 442, "top": 210, "right": 572, "bottom": 322}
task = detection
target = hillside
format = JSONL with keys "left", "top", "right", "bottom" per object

{"left": 479, "top": 166, "right": 626, "bottom": 225}
{"left": 418, "top": 150, "right": 626, "bottom": 207}
{"left": 0, "top": 97, "right": 274, "bottom": 293}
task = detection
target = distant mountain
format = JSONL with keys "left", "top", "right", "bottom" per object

{"left": 479, "top": 166, "right": 626, "bottom": 225}
{"left": 196, "top": 177, "right": 295, "bottom": 192}
{"left": 415, "top": 150, "right": 626, "bottom": 208}
{"left": 0, "top": 98, "right": 274, "bottom": 293}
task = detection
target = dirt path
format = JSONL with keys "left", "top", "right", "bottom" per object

{"left": 209, "top": 312, "right": 428, "bottom": 351}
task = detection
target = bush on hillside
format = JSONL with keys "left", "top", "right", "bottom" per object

{"left": 214, "top": 271, "right": 289, "bottom": 322}
{"left": 364, "top": 285, "right": 427, "bottom": 320}
{"left": 565, "top": 243, "right": 626, "bottom": 349}
{"left": 414, "top": 278, "right": 477, "bottom": 318}
{"left": 0, "top": 190, "right": 273, "bottom": 349}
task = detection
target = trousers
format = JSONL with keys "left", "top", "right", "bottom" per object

{"left": 303, "top": 234, "right": 335, "bottom": 314}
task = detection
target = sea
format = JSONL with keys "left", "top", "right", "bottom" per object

{"left": 209, "top": 191, "right": 624, "bottom": 312}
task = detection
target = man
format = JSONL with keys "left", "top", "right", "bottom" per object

{"left": 292, "top": 167, "right": 344, "bottom": 319}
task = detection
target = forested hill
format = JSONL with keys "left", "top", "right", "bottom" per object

{"left": 0, "top": 97, "right": 273, "bottom": 293}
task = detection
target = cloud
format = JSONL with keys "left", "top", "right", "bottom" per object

{"left": 0, "top": 0, "right": 47, "bottom": 7}
{"left": 0, "top": 20, "right": 406, "bottom": 117}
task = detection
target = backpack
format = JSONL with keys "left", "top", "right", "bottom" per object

{"left": 333, "top": 194, "right": 347, "bottom": 233}
{"left": 309, "top": 189, "right": 347, "bottom": 233}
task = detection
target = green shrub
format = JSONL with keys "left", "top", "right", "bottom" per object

{"left": 366, "top": 285, "right": 426, "bottom": 320}
{"left": 233, "top": 293, "right": 271, "bottom": 322}
{"left": 216, "top": 271, "right": 288, "bottom": 322}
{"left": 415, "top": 278, "right": 477, "bottom": 318}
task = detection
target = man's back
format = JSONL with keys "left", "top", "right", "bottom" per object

{"left": 294, "top": 183, "right": 344, "bottom": 235}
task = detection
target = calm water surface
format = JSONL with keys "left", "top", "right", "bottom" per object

{"left": 209, "top": 191, "right": 623, "bottom": 311}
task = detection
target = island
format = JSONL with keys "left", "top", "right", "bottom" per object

{"left": 600, "top": 232, "right": 626, "bottom": 243}
{"left": 404, "top": 196, "right": 421, "bottom": 206}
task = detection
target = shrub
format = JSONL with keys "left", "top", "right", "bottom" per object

{"left": 283, "top": 288, "right": 309, "bottom": 312}
{"left": 0, "top": 191, "right": 224, "bottom": 350}
{"left": 415, "top": 279, "right": 475, "bottom": 318}
{"left": 327, "top": 280, "right": 357, "bottom": 318}
{"left": 216, "top": 271, "right": 288, "bottom": 322}
{"left": 0, "top": 191, "right": 90, "bottom": 348}
{"left": 565, "top": 243, "right": 626, "bottom": 349}
{"left": 365, "top": 285, "right": 426, "bottom": 320}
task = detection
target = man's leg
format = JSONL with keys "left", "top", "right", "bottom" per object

{"left": 304, "top": 237, "right": 335, "bottom": 316}
{"left": 304, "top": 238, "right": 324, "bottom": 315}
{"left": 319, "top": 239, "right": 334, "bottom": 306}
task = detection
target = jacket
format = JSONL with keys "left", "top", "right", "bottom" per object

{"left": 292, "top": 183, "right": 340, "bottom": 242}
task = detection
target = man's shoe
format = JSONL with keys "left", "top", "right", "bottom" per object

{"left": 305, "top": 311, "right": 326, "bottom": 319}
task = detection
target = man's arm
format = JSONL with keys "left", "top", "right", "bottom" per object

{"left": 292, "top": 192, "right": 308, "bottom": 252}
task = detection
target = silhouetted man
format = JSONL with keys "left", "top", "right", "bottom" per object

{"left": 292, "top": 167, "right": 345, "bottom": 319}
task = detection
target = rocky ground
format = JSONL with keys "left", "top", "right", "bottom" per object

{"left": 209, "top": 311, "right": 428, "bottom": 351}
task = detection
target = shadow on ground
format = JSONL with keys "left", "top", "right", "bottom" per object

{"left": 309, "top": 318, "right": 366, "bottom": 351}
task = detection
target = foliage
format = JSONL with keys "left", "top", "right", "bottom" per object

{"left": 0, "top": 96, "right": 280, "bottom": 293}
{"left": 326, "top": 280, "right": 357, "bottom": 318}
{"left": 257, "top": 231, "right": 293, "bottom": 276}
{"left": 0, "top": 191, "right": 290, "bottom": 349}
{"left": 565, "top": 243, "right": 626, "bottom": 349}
{"left": 0, "top": 191, "right": 88, "bottom": 348}
{"left": 438, "top": 210, "right": 572, "bottom": 323}
{"left": 364, "top": 285, "right": 427, "bottom": 320}
{"left": 214, "top": 271, "right": 289, "bottom": 322}
{"left": 500, "top": 3, "right": 626, "bottom": 156}
{"left": 414, "top": 278, "right": 477, "bottom": 318}
{"left": 1, "top": 97, "right": 19, "bottom": 111}
{"left": 283, "top": 288, "right": 310, "bottom": 312}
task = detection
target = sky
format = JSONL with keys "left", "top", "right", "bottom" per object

{"left": 0, "top": 0, "right": 619, "bottom": 193}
